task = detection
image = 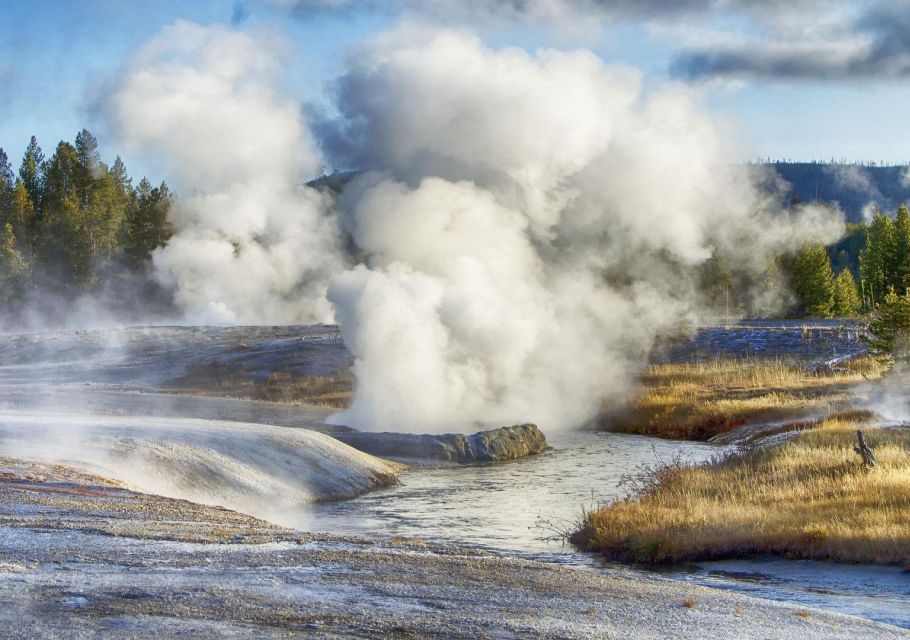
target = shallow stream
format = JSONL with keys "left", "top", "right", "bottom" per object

{"left": 300, "top": 429, "right": 910, "bottom": 630}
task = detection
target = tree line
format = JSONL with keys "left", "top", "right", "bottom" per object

{"left": 0, "top": 132, "right": 907, "bottom": 323}
{"left": 0, "top": 130, "right": 173, "bottom": 310}
{"left": 700, "top": 203, "right": 910, "bottom": 320}
{"left": 789, "top": 203, "right": 910, "bottom": 319}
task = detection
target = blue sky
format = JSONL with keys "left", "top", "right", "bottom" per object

{"left": 1, "top": 0, "right": 908, "bottom": 181}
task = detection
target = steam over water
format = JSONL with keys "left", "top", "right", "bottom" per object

{"left": 103, "top": 22, "right": 845, "bottom": 433}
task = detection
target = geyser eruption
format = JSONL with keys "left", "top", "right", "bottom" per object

{"left": 106, "top": 22, "right": 844, "bottom": 433}
{"left": 105, "top": 21, "right": 344, "bottom": 324}
{"left": 322, "top": 29, "right": 843, "bottom": 433}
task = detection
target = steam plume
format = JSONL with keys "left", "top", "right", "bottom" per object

{"left": 321, "top": 29, "right": 843, "bottom": 432}
{"left": 107, "top": 23, "right": 844, "bottom": 433}
{"left": 105, "top": 21, "right": 344, "bottom": 324}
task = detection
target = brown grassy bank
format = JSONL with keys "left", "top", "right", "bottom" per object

{"left": 573, "top": 413, "right": 910, "bottom": 566}
{"left": 605, "top": 356, "right": 885, "bottom": 440}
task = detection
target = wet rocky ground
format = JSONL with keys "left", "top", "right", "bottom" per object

{"left": 653, "top": 320, "right": 864, "bottom": 363}
{"left": 1, "top": 323, "right": 905, "bottom": 638}
{"left": 2, "top": 458, "right": 906, "bottom": 639}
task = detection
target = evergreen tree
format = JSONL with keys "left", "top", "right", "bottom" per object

{"left": 74, "top": 129, "right": 101, "bottom": 210}
{"left": 833, "top": 268, "right": 861, "bottom": 317}
{"left": 121, "top": 178, "right": 173, "bottom": 268}
{"left": 109, "top": 156, "right": 131, "bottom": 193}
{"left": 0, "top": 148, "right": 13, "bottom": 188}
{"left": 38, "top": 142, "right": 93, "bottom": 288}
{"left": 18, "top": 136, "right": 45, "bottom": 211}
{"left": 893, "top": 203, "right": 910, "bottom": 293}
{"left": 790, "top": 242, "right": 835, "bottom": 317}
{"left": 8, "top": 181, "right": 36, "bottom": 254}
{"left": 700, "top": 253, "right": 734, "bottom": 312}
{"left": 860, "top": 210, "right": 896, "bottom": 307}
{"left": 866, "top": 289, "right": 910, "bottom": 361}
{"left": 0, "top": 223, "right": 29, "bottom": 306}
{"left": 0, "top": 148, "right": 12, "bottom": 227}
{"left": 85, "top": 170, "right": 129, "bottom": 261}
{"left": 750, "top": 258, "right": 786, "bottom": 318}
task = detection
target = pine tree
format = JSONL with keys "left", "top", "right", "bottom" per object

{"left": 700, "top": 253, "right": 733, "bottom": 312}
{"left": 866, "top": 289, "right": 910, "bottom": 361}
{"left": 85, "top": 170, "right": 129, "bottom": 262}
{"left": 74, "top": 129, "right": 101, "bottom": 210}
{"left": 893, "top": 203, "right": 910, "bottom": 293}
{"left": 860, "top": 211, "right": 896, "bottom": 307}
{"left": 121, "top": 178, "right": 173, "bottom": 268}
{"left": 38, "top": 142, "right": 93, "bottom": 288}
{"left": 109, "top": 156, "right": 131, "bottom": 193}
{"left": 790, "top": 243, "right": 835, "bottom": 318}
{"left": 833, "top": 268, "right": 861, "bottom": 317}
{"left": 42, "top": 142, "right": 79, "bottom": 209}
{"left": 18, "top": 136, "right": 45, "bottom": 212}
{"left": 0, "top": 148, "right": 13, "bottom": 188}
{"left": 0, "top": 223, "right": 29, "bottom": 307}
{"left": 8, "top": 181, "right": 35, "bottom": 254}
{"left": 0, "top": 149, "right": 12, "bottom": 228}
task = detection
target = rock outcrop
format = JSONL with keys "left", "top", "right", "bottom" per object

{"left": 333, "top": 423, "right": 548, "bottom": 463}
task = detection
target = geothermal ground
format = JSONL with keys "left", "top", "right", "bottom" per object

{"left": 0, "top": 323, "right": 907, "bottom": 638}
{"left": 4, "top": 457, "right": 902, "bottom": 639}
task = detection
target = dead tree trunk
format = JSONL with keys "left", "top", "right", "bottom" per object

{"left": 853, "top": 430, "right": 876, "bottom": 470}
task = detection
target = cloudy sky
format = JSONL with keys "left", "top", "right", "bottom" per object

{"left": 2, "top": 0, "right": 910, "bottom": 175}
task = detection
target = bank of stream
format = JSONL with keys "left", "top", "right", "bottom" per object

{"left": 298, "top": 429, "right": 910, "bottom": 630}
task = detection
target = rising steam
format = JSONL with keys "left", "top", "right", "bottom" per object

{"left": 105, "top": 21, "right": 344, "bottom": 324}
{"left": 106, "top": 23, "right": 844, "bottom": 432}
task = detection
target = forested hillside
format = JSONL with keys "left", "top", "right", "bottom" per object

{"left": 0, "top": 131, "right": 173, "bottom": 321}
{"left": 769, "top": 162, "right": 910, "bottom": 223}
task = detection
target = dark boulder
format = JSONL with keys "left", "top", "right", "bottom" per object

{"left": 333, "top": 423, "right": 548, "bottom": 463}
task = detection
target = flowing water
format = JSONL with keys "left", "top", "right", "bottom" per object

{"left": 297, "top": 429, "right": 717, "bottom": 561}
{"left": 299, "top": 429, "right": 910, "bottom": 630}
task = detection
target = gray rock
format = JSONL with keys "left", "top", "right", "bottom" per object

{"left": 334, "top": 423, "right": 548, "bottom": 463}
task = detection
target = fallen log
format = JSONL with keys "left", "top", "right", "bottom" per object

{"left": 808, "top": 349, "right": 866, "bottom": 374}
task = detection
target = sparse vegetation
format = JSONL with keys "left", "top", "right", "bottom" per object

{"left": 573, "top": 412, "right": 910, "bottom": 566}
{"left": 166, "top": 363, "right": 354, "bottom": 408}
{"left": 605, "top": 356, "right": 885, "bottom": 440}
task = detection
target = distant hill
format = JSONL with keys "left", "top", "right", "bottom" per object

{"left": 768, "top": 162, "right": 910, "bottom": 223}
{"left": 309, "top": 164, "right": 910, "bottom": 225}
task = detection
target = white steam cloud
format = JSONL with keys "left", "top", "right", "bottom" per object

{"left": 107, "top": 23, "right": 844, "bottom": 433}
{"left": 106, "top": 21, "right": 343, "bottom": 324}
{"left": 321, "top": 29, "right": 843, "bottom": 432}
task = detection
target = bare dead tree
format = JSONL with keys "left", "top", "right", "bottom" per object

{"left": 853, "top": 430, "right": 876, "bottom": 470}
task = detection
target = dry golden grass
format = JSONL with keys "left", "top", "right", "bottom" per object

{"left": 606, "top": 356, "right": 885, "bottom": 440}
{"left": 573, "top": 413, "right": 910, "bottom": 566}
{"left": 167, "top": 364, "right": 353, "bottom": 408}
